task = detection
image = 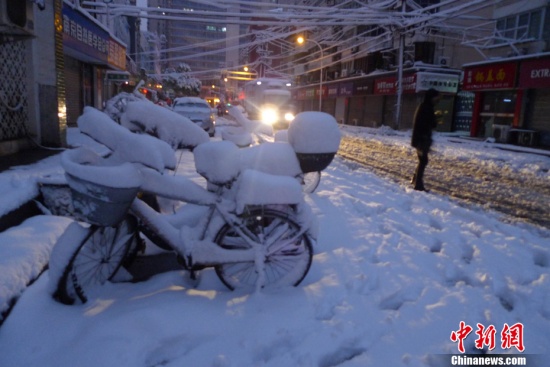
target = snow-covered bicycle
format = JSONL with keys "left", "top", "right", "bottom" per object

{"left": 46, "top": 107, "right": 329, "bottom": 305}
{"left": 221, "top": 108, "right": 341, "bottom": 194}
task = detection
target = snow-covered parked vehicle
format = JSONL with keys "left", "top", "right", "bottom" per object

{"left": 45, "top": 107, "right": 320, "bottom": 304}
{"left": 172, "top": 96, "right": 216, "bottom": 137}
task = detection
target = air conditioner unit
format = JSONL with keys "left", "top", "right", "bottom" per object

{"left": 517, "top": 130, "right": 539, "bottom": 147}
{"left": 438, "top": 56, "right": 450, "bottom": 67}
{"left": 492, "top": 124, "right": 511, "bottom": 143}
{"left": 341, "top": 69, "right": 348, "bottom": 77}
{"left": 0, "top": 0, "right": 35, "bottom": 39}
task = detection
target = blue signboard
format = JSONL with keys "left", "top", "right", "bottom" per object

{"left": 62, "top": 5, "right": 126, "bottom": 70}
{"left": 339, "top": 82, "right": 354, "bottom": 96}
{"left": 62, "top": 5, "right": 110, "bottom": 64}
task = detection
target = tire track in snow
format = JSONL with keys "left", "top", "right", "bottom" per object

{"left": 337, "top": 136, "right": 550, "bottom": 228}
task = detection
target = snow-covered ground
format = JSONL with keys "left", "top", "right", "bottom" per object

{"left": 0, "top": 118, "right": 549, "bottom": 367}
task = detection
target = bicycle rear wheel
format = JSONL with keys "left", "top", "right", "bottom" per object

{"left": 55, "top": 216, "right": 138, "bottom": 304}
{"left": 214, "top": 208, "right": 313, "bottom": 290}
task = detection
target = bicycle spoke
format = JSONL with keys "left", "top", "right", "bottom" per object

{"left": 215, "top": 208, "right": 313, "bottom": 290}
{"left": 55, "top": 217, "right": 136, "bottom": 304}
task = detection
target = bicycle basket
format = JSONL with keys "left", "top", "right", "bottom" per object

{"left": 66, "top": 173, "right": 139, "bottom": 227}
{"left": 38, "top": 175, "right": 75, "bottom": 217}
{"left": 61, "top": 147, "right": 142, "bottom": 227}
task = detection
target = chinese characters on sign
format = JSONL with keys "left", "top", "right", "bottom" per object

{"left": 374, "top": 74, "right": 417, "bottom": 95}
{"left": 462, "top": 63, "right": 517, "bottom": 90}
{"left": 450, "top": 322, "right": 525, "bottom": 353}
{"left": 62, "top": 4, "right": 126, "bottom": 71}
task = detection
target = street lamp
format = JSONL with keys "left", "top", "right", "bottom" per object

{"left": 297, "top": 36, "right": 323, "bottom": 112}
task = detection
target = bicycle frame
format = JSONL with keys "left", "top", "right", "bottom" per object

{"left": 128, "top": 165, "right": 310, "bottom": 272}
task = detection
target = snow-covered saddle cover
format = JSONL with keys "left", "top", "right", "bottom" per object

{"left": 287, "top": 112, "right": 341, "bottom": 154}
{"left": 287, "top": 112, "right": 341, "bottom": 172}
{"left": 234, "top": 169, "right": 304, "bottom": 214}
{"left": 194, "top": 140, "right": 241, "bottom": 186}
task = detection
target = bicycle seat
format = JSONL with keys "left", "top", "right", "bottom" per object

{"left": 194, "top": 140, "right": 241, "bottom": 186}
{"left": 239, "top": 142, "right": 302, "bottom": 178}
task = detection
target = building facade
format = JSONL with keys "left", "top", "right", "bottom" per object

{"left": 291, "top": 0, "right": 550, "bottom": 148}
{"left": 462, "top": 0, "right": 550, "bottom": 147}
{"left": 1, "top": 0, "right": 66, "bottom": 154}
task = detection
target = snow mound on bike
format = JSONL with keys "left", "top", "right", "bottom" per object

{"left": 235, "top": 169, "right": 304, "bottom": 213}
{"left": 194, "top": 141, "right": 241, "bottom": 185}
{"left": 61, "top": 147, "right": 142, "bottom": 189}
{"left": 121, "top": 101, "right": 210, "bottom": 149}
{"left": 239, "top": 142, "right": 302, "bottom": 178}
{"left": 77, "top": 107, "right": 176, "bottom": 171}
{"left": 288, "top": 112, "right": 341, "bottom": 153}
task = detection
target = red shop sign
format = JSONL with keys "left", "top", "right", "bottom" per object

{"left": 374, "top": 74, "right": 416, "bottom": 95}
{"left": 463, "top": 63, "right": 517, "bottom": 90}
{"left": 519, "top": 57, "right": 550, "bottom": 88}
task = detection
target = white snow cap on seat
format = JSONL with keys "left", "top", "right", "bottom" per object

{"left": 194, "top": 140, "right": 241, "bottom": 185}
{"left": 239, "top": 142, "right": 302, "bottom": 178}
{"left": 288, "top": 112, "right": 341, "bottom": 153}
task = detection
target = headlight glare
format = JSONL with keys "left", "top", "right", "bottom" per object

{"left": 261, "top": 108, "right": 278, "bottom": 125}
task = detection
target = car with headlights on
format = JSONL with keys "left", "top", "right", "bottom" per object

{"left": 172, "top": 97, "right": 216, "bottom": 137}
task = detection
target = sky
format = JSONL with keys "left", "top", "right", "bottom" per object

{"left": 0, "top": 106, "right": 549, "bottom": 367}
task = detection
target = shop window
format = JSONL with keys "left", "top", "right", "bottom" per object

{"left": 478, "top": 91, "right": 517, "bottom": 139}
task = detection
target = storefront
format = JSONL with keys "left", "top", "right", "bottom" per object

{"left": 462, "top": 62, "right": 518, "bottom": 142}
{"left": 518, "top": 56, "right": 550, "bottom": 146}
{"left": 62, "top": 4, "right": 126, "bottom": 126}
{"left": 463, "top": 54, "right": 550, "bottom": 147}
{"left": 373, "top": 71, "right": 460, "bottom": 130}
{"left": 295, "top": 68, "right": 460, "bottom": 130}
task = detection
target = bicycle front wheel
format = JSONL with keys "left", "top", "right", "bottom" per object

{"left": 214, "top": 208, "right": 313, "bottom": 290}
{"left": 302, "top": 171, "right": 321, "bottom": 194}
{"left": 55, "top": 216, "right": 138, "bottom": 304}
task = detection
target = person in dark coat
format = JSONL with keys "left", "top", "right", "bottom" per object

{"left": 411, "top": 88, "right": 441, "bottom": 191}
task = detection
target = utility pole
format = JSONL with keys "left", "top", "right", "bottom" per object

{"left": 395, "top": 0, "right": 406, "bottom": 130}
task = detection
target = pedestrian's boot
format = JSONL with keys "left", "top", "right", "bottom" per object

{"left": 413, "top": 183, "right": 426, "bottom": 191}
{"left": 412, "top": 174, "right": 426, "bottom": 191}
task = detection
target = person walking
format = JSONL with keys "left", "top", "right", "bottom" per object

{"left": 411, "top": 88, "right": 441, "bottom": 191}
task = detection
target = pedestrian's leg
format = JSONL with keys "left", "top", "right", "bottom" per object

{"left": 414, "top": 149, "right": 428, "bottom": 191}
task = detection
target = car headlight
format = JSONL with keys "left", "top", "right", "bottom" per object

{"left": 261, "top": 107, "right": 278, "bottom": 125}
{"left": 284, "top": 112, "right": 295, "bottom": 122}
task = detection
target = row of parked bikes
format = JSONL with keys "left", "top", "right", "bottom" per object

{"left": 40, "top": 91, "right": 341, "bottom": 305}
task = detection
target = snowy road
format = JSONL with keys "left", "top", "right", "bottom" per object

{"left": 338, "top": 135, "right": 550, "bottom": 228}
{"left": 1, "top": 123, "right": 550, "bottom": 366}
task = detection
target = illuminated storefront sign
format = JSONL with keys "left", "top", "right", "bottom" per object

{"left": 416, "top": 72, "right": 459, "bottom": 93}
{"left": 463, "top": 63, "right": 517, "bottom": 90}
{"left": 62, "top": 4, "right": 126, "bottom": 70}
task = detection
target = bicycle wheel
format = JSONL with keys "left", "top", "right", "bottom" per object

{"left": 302, "top": 171, "right": 321, "bottom": 194}
{"left": 214, "top": 208, "right": 313, "bottom": 290}
{"left": 55, "top": 216, "right": 138, "bottom": 304}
